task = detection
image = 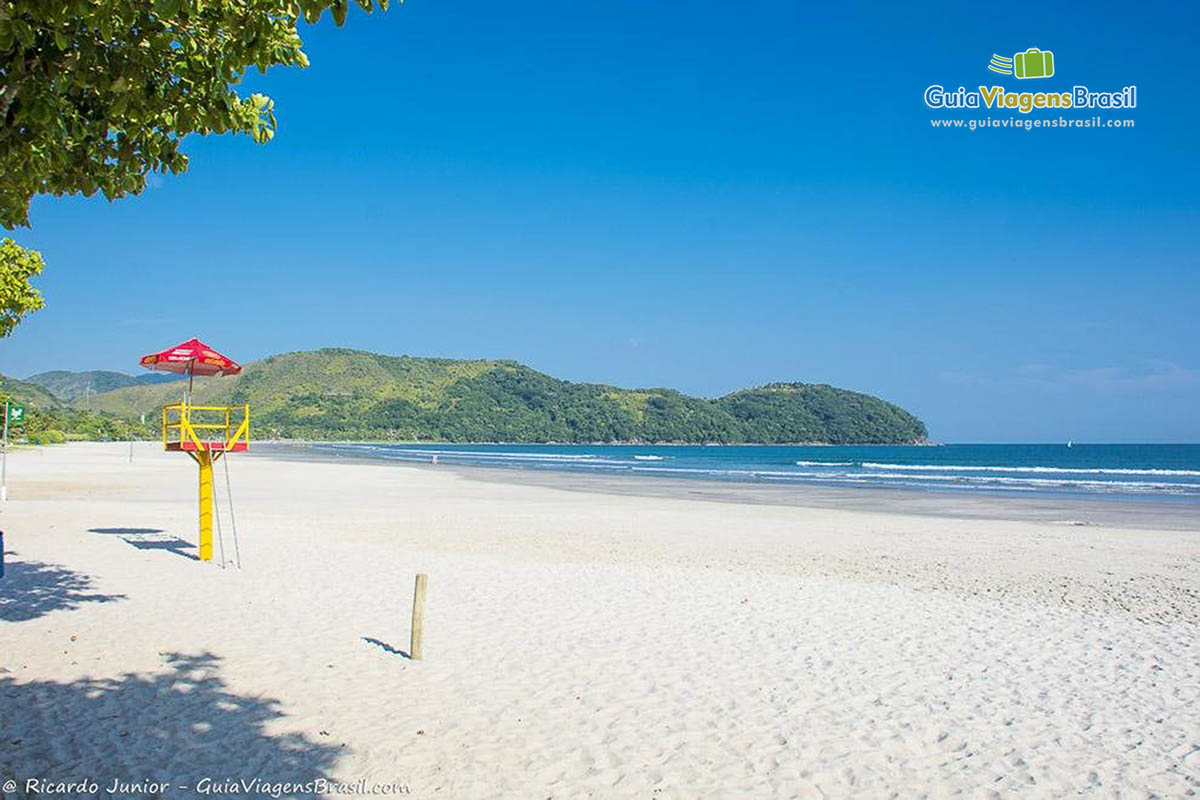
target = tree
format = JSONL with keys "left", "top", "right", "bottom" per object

{"left": 0, "top": 236, "right": 44, "bottom": 336}
{"left": 0, "top": 0, "right": 390, "bottom": 229}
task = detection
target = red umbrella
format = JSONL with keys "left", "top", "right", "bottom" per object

{"left": 140, "top": 338, "right": 242, "bottom": 395}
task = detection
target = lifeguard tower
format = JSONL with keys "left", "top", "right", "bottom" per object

{"left": 141, "top": 338, "right": 248, "bottom": 563}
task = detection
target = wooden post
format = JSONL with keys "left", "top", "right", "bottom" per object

{"left": 410, "top": 573, "right": 428, "bottom": 660}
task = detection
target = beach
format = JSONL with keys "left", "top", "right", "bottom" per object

{"left": 1, "top": 442, "right": 1198, "bottom": 798}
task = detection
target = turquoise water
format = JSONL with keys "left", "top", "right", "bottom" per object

{"left": 313, "top": 443, "right": 1200, "bottom": 503}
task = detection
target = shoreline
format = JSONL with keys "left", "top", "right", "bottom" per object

{"left": 255, "top": 442, "right": 1200, "bottom": 531}
{"left": 248, "top": 438, "right": 939, "bottom": 447}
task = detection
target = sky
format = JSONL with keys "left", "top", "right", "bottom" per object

{"left": 2, "top": 0, "right": 1198, "bottom": 442}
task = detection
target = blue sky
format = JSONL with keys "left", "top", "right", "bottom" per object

{"left": 2, "top": 0, "right": 1197, "bottom": 442}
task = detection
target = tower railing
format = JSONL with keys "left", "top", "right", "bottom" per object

{"left": 162, "top": 402, "right": 250, "bottom": 453}
{"left": 160, "top": 399, "right": 250, "bottom": 562}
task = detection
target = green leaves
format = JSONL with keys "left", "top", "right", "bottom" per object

{"left": 0, "top": 0, "right": 397, "bottom": 229}
{"left": 153, "top": 0, "right": 182, "bottom": 18}
{"left": 0, "top": 238, "right": 46, "bottom": 337}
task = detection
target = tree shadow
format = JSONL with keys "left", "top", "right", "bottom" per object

{"left": 0, "top": 555, "right": 127, "bottom": 622}
{"left": 361, "top": 636, "right": 412, "bottom": 659}
{"left": 88, "top": 527, "right": 198, "bottom": 562}
{"left": 0, "top": 652, "right": 343, "bottom": 797}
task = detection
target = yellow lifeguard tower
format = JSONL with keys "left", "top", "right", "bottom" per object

{"left": 141, "top": 338, "right": 249, "bottom": 563}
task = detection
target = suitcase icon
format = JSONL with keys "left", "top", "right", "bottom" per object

{"left": 1014, "top": 48, "right": 1054, "bottom": 79}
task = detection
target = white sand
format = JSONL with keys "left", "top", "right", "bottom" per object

{"left": 1, "top": 442, "right": 1198, "bottom": 798}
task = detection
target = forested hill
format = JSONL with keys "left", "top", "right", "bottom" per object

{"left": 66, "top": 349, "right": 927, "bottom": 444}
{"left": 26, "top": 369, "right": 182, "bottom": 403}
{"left": 0, "top": 373, "right": 62, "bottom": 408}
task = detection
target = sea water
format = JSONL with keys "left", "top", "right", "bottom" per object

{"left": 312, "top": 442, "right": 1200, "bottom": 503}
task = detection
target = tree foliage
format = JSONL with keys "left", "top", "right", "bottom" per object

{"left": 0, "top": 236, "right": 44, "bottom": 335}
{"left": 19, "top": 405, "right": 153, "bottom": 441}
{"left": 0, "top": 0, "right": 390, "bottom": 228}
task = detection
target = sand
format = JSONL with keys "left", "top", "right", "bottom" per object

{"left": 1, "top": 442, "right": 1198, "bottom": 798}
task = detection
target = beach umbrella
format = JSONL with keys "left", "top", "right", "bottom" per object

{"left": 139, "top": 338, "right": 242, "bottom": 396}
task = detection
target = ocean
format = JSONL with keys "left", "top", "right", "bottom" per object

{"left": 309, "top": 442, "right": 1200, "bottom": 504}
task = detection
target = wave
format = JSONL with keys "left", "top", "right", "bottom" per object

{"left": 857, "top": 472, "right": 1199, "bottom": 492}
{"left": 311, "top": 444, "right": 1200, "bottom": 498}
{"left": 861, "top": 462, "right": 1200, "bottom": 477}
{"left": 385, "top": 447, "right": 605, "bottom": 461}
{"left": 628, "top": 465, "right": 1197, "bottom": 493}
{"left": 371, "top": 448, "right": 634, "bottom": 467}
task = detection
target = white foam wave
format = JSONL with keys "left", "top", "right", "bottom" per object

{"left": 628, "top": 465, "right": 1198, "bottom": 494}
{"left": 387, "top": 448, "right": 603, "bottom": 461}
{"left": 316, "top": 445, "right": 1200, "bottom": 497}
{"left": 861, "top": 462, "right": 1200, "bottom": 477}
{"left": 795, "top": 460, "right": 855, "bottom": 467}
{"left": 858, "top": 472, "right": 1198, "bottom": 492}
{"left": 378, "top": 449, "right": 632, "bottom": 467}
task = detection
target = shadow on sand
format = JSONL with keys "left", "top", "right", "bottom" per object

{"left": 0, "top": 652, "right": 343, "bottom": 797}
{"left": 88, "top": 527, "right": 199, "bottom": 561}
{"left": 361, "top": 637, "right": 412, "bottom": 659}
{"left": 0, "top": 553, "right": 127, "bottom": 623}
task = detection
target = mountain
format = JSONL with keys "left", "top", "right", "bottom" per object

{"left": 25, "top": 370, "right": 183, "bottom": 403}
{"left": 0, "top": 373, "right": 62, "bottom": 409}
{"left": 78, "top": 348, "right": 928, "bottom": 444}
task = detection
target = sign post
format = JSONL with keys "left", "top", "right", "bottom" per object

{"left": 2, "top": 402, "right": 24, "bottom": 502}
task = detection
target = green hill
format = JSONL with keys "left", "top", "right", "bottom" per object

{"left": 0, "top": 373, "right": 152, "bottom": 442}
{"left": 716, "top": 383, "right": 929, "bottom": 445}
{"left": 79, "top": 348, "right": 927, "bottom": 444}
{"left": 26, "top": 369, "right": 183, "bottom": 403}
{"left": 0, "top": 373, "right": 62, "bottom": 408}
